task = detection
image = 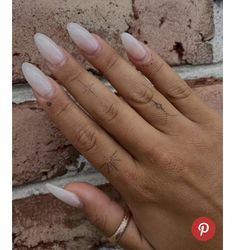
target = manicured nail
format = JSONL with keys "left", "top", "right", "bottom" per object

{"left": 34, "top": 33, "right": 65, "bottom": 65}
{"left": 121, "top": 32, "right": 147, "bottom": 60}
{"left": 67, "top": 22, "right": 99, "bottom": 54}
{"left": 46, "top": 183, "right": 82, "bottom": 208}
{"left": 22, "top": 62, "right": 53, "bottom": 97}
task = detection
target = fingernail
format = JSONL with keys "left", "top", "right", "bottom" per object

{"left": 34, "top": 33, "right": 65, "bottom": 65}
{"left": 46, "top": 183, "right": 82, "bottom": 208}
{"left": 22, "top": 62, "right": 53, "bottom": 97}
{"left": 67, "top": 22, "right": 100, "bottom": 54}
{"left": 121, "top": 32, "right": 147, "bottom": 60}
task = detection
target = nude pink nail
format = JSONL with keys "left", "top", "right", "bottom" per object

{"left": 121, "top": 32, "right": 147, "bottom": 60}
{"left": 67, "top": 23, "right": 100, "bottom": 54}
{"left": 46, "top": 183, "right": 82, "bottom": 208}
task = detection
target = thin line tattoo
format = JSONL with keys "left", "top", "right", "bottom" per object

{"left": 80, "top": 80, "right": 97, "bottom": 96}
{"left": 101, "top": 151, "right": 120, "bottom": 173}
{"left": 152, "top": 100, "right": 177, "bottom": 125}
{"left": 152, "top": 100, "right": 166, "bottom": 112}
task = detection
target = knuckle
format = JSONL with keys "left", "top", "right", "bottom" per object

{"left": 144, "top": 146, "right": 161, "bottom": 165}
{"left": 54, "top": 101, "right": 73, "bottom": 120}
{"left": 99, "top": 100, "right": 119, "bottom": 122}
{"left": 127, "top": 85, "right": 154, "bottom": 105}
{"left": 154, "top": 150, "right": 185, "bottom": 179}
{"left": 124, "top": 168, "right": 159, "bottom": 202}
{"left": 167, "top": 83, "right": 192, "bottom": 101}
{"left": 145, "top": 146, "right": 184, "bottom": 176}
{"left": 146, "top": 59, "right": 165, "bottom": 76}
{"left": 65, "top": 69, "right": 85, "bottom": 87}
{"left": 153, "top": 60, "right": 165, "bottom": 74}
{"left": 102, "top": 53, "right": 120, "bottom": 74}
{"left": 74, "top": 125, "right": 97, "bottom": 153}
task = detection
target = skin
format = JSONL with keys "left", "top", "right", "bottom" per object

{"left": 33, "top": 34, "right": 222, "bottom": 249}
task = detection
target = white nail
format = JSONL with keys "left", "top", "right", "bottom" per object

{"left": 34, "top": 33, "right": 65, "bottom": 65}
{"left": 67, "top": 22, "right": 99, "bottom": 54}
{"left": 46, "top": 184, "right": 82, "bottom": 208}
{"left": 121, "top": 32, "right": 147, "bottom": 60}
{"left": 22, "top": 62, "right": 53, "bottom": 97}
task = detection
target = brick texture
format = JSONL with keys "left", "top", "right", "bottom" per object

{"left": 13, "top": 0, "right": 132, "bottom": 82}
{"left": 13, "top": 0, "right": 214, "bottom": 82}
{"left": 13, "top": 101, "right": 79, "bottom": 186}
{"left": 13, "top": 184, "right": 121, "bottom": 250}
{"left": 130, "top": 0, "right": 214, "bottom": 65}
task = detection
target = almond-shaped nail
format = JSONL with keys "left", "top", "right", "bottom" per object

{"left": 34, "top": 33, "right": 65, "bottom": 65}
{"left": 121, "top": 32, "right": 147, "bottom": 60}
{"left": 46, "top": 184, "right": 82, "bottom": 208}
{"left": 67, "top": 22, "right": 99, "bottom": 54}
{"left": 22, "top": 62, "right": 53, "bottom": 97}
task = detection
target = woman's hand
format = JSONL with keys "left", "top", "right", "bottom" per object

{"left": 22, "top": 23, "right": 222, "bottom": 250}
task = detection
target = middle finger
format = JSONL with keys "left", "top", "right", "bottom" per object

{"left": 67, "top": 23, "right": 189, "bottom": 134}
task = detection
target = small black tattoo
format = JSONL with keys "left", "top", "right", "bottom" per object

{"left": 152, "top": 100, "right": 177, "bottom": 125}
{"left": 101, "top": 151, "right": 120, "bottom": 173}
{"left": 80, "top": 80, "right": 97, "bottom": 96}
{"left": 46, "top": 101, "right": 52, "bottom": 107}
{"left": 152, "top": 101, "right": 165, "bottom": 112}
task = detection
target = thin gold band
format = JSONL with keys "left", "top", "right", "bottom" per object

{"left": 106, "top": 211, "right": 131, "bottom": 243}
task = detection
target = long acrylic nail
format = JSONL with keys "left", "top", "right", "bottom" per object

{"left": 34, "top": 33, "right": 65, "bottom": 65}
{"left": 67, "top": 22, "right": 100, "bottom": 54}
{"left": 46, "top": 183, "right": 82, "bottom": 208}
{"left": 22, "top": 62, "right": 53, "bottom": 97}
{"left": 121, "top": 32, "right": 147, "bottom": 60}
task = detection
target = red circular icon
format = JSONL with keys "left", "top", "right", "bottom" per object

{"left": 191, "top": 217, "right": 216, "bottom": 241}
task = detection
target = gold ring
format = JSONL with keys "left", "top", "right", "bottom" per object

{"left": 106, "top": 211, "right": 131, "bottom": 244}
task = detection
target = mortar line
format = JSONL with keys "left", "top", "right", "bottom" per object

{"left": 13, "top": 170, "right": 108, "bottom": 201}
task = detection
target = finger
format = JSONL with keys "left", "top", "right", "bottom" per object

{"left": 34, "top": 33, "right": 165, "bottom": 158}
{"left": 121, "top": 33, "right": 217, "bottom": 123}
{"left": 22, "top": 63, "right": 136, "bottom": 186}
{"left": 46, "top": 182, "right": 153, "bottom": 250}
{"left": 66, "top": 23, "right": 189, "bottom": 134}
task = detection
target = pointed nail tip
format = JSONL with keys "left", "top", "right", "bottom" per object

{"left": 45, "top": 183, "right": 59, "bottom": 191}
{"left": 67, "top": 22, "right": 79, "bottom": 30}
{"left": 21, "top": 62, "right": 36, "bottom": 70}
{"left": 45, "top": 183, "right": 82, "bottom": 208}
{"left": 67, "top": 22, "right": 87, "bottom": 32}
{"left": 34, "top": 32, "right": 45, "bottom": 41}
{"left": 120, "top": 32, "right": 134, "bottom": 44}
{"left": 34, "top": 33, "right": 55, "bottom": 45}
{"left": 34, "top": 32, "right": 42, "bottom": 38}
{"left": 45, "top": 183, "right": 52, "bottom": 189}
{"left": 45, "top": 183, "right": 64, "bottom": 195}
{"left": 121, "top": 32, "right": 129, "bottom": 36}
{"left": 120, "top": 32, "right": 125, "bottom": 40}
{"left": 21, "top": 62, "right": 32, "bottom": 72}
{"left": 21, "top": 62, "right": 27, "bottom": 68}
{"left": 66, "top": 22, "right": 73, "bottom": 30}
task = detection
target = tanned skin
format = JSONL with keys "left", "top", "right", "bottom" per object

{"left": 28, "top": 33, "right": 222, "bottom": 250}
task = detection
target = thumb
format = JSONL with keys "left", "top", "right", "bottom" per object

{"left": 46, "top": 182, "right": 152, "bottom": 250}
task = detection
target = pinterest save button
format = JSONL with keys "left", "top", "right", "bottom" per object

{"left": 191, "top": 217, "right": 216, "bottom": 241}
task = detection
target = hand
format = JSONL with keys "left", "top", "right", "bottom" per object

{"left": 22, "top": 23, "right": 222, "bottom": 250}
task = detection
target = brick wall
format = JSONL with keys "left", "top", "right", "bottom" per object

{"left": 13, "top": 0, "right": 223, "bottom": 249}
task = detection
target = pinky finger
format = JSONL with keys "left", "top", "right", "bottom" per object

{"left": 46, "top": 182, "right": 152, "bottom": 250}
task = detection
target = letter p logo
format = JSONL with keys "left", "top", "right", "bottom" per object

{"left": 192, "top": 217, "right": 216, "bottom": 241}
